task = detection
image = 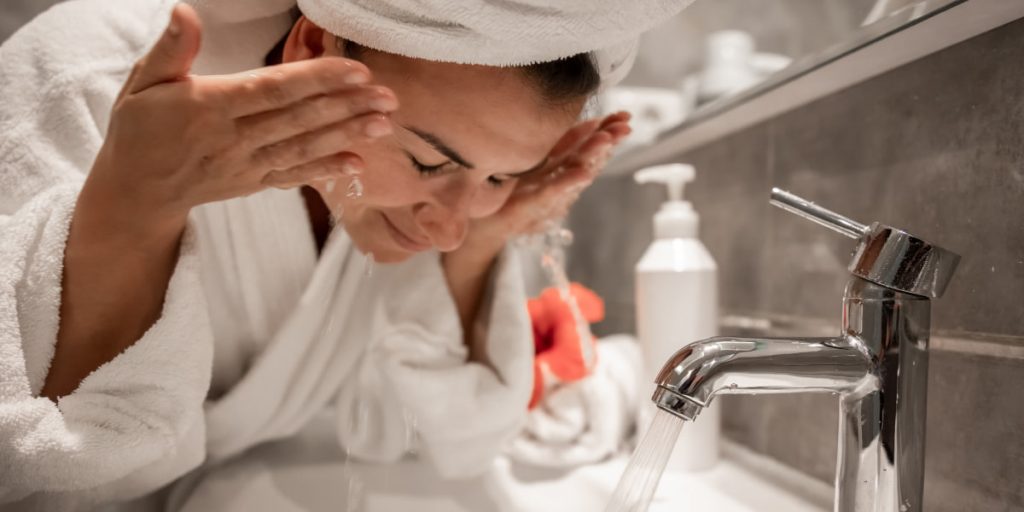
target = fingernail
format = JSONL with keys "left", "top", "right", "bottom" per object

{"left": 325, "top": 179, "right": 336, "bottom": 193}
{"left": 344, "top": 71, "right": 370, "bottom": 85}
{"left": 368, "top": 95, "right": 398, "bottom": 111}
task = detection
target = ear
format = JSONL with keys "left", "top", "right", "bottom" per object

{"left": 282, "top": 16, "right": 331, "bottom": 62}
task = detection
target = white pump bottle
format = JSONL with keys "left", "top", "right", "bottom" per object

{"left": 634, "top": 163, "right": 720, "bottom": 472}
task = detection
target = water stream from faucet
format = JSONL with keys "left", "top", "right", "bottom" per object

{"left": 605, "top": 409, "right": 684, "bottom": 512}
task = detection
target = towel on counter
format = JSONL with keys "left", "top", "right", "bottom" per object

{"left": 509, "top": 336, "right": 642, "bottom": 468}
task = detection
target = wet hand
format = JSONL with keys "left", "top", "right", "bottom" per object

{"left": 87, "top": 4, "right": 397, "bottom": 231}
{"left": 465, "top": 111, "right": 632, "bottom": 249}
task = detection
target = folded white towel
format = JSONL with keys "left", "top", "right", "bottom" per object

{"left": 507, "top": 335, "right": 642, "bottom": 468}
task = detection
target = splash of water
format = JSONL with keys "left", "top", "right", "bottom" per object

{"left": 362, "top": 252, "right": 375, "bottom": 277}
{"left": 605, "top": 409, "right": 685, "bottom": 512}
{"left": 403, "top": 408, "right": 419, "bottom": 455}
{"left": 347, "top": 176, "right": 365, "bottom": 198}
{"left": 538, "top": 222, "right": 596, "bottom": 371}
{"left": 342, "top": 445, "right": 366, "bottom": 512}
{"left": 330, "top": 201, "right": 345, "bottom": 228}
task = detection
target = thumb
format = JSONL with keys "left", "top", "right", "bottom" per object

{"left": 128, "top": 4, "right": 202, "bottom": 94}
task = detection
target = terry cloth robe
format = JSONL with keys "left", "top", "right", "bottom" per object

{"left": 0, "top": 1, "right": 533, "bottom": 510}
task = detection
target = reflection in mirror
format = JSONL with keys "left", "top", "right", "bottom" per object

{"left": 601, "top": 0, "right": 963, "bottom": 151}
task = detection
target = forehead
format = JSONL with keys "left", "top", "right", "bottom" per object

{"left": 360, "top": 52, "right": 581, "bottom": 172}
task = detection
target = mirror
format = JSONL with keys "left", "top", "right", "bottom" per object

{"left": 602, "top": 0, "right": 966, "bottom": 152}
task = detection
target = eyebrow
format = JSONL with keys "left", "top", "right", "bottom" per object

{"left": 403, "top": 125, "right": 548, "bottom": 177}
{"left": 404, "top": 126, "right": 475, "bottom": 170}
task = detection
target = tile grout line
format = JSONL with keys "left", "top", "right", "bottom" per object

{"left": 931, "top": 335, "right": 1024, "bottom": 361}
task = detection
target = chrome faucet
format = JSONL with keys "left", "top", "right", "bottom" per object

{"left": 652, "top": 189, "right": 960, "bottom": 512}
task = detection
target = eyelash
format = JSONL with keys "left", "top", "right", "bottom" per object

{"left": 409, "top": 157, "right": 508, "bottom": 188}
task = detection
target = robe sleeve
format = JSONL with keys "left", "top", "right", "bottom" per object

{"left": 0, "top": 0, "right": 215, "bottom": 507}
{"left": 335, "top": 248, "right": 534, "bottom": 479}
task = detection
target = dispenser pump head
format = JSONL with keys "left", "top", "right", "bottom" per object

{"left": 635, "top": 163, "right": 695, "bottom": 202}
{"left": 634, "top": 163, "right": 699, "bottom": 239}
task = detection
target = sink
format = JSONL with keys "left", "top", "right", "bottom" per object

{"left": 176, "top": 417, "right": 831, "bottom": 512}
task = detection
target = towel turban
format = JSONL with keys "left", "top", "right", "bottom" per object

{"left": 185, "top": 0, "right": 694, "bottom": 87}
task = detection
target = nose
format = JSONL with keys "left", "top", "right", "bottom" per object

{"left": 413, "top": 178, "right": 475, "bottom": 252}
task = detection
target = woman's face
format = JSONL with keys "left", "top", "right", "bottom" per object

{"left": 287, "top": 21, "right": 584, "bottom": 263}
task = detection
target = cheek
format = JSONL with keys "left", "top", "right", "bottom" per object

{"left": 345, "top": 140, "right": 425, "bottom": 208}
{"left": 469, "top": 184, "right": 516, "bottom": 218}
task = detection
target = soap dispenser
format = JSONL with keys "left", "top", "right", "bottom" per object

{"left": 634, "top": 163, "right": 719, "bottom": 472}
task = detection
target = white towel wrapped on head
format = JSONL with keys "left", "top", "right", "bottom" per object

{"left": 188, "top": 0, "right": 697, "bottom": 86}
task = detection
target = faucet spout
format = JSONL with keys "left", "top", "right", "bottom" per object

{"left": 652, "top": 336, "right": 875, "bottom": 421}
{"left": 639, "top": 190, "right": 959, "bottom": 512}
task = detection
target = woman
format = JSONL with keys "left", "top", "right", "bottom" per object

{"left": 0, "top": 0, "right": 690, "bottom": 509}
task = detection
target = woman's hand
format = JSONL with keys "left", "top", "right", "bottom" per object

{"left": 87, "top": 5, "right": 398, "bottom": 234}
{"left": 439, "top": 112, "right": 630, "bottom": 357}
{"left": 461, "top": 111, "right": 632, "bottom": 254}
{"left": 45, "top": 4, "right": 397, "bottom": 399}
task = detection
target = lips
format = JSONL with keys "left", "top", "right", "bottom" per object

{"left": 382, "top": 213, "right": 432, "bottom": 252}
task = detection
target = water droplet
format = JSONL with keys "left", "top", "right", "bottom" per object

{"left": 403, "top": 409, "right": 419, "bottom": 454}
{"left": 363, "top": 252, "right": 375, "bottom": 277}
{"left": 330, "top": 203, "right": 344, "bottom": 228}
{"left": 347, "top": 176, "right": 364, "bottom": 198}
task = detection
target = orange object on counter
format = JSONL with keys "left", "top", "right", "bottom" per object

{"left": 527, "top": 283, "right": 605, "bottom": 409}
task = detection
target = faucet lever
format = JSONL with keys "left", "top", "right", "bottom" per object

{"left": 769, "top": 188, "right": 869, "bottom": 239}
{"left": 769, "top": 187, "right": 961, "bottom": 298}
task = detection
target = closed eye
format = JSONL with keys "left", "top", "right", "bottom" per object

{"left": 409, "top": 155, "right": 446, "bottom": 175}
{"left": 407, "top": 153, "right": 510, "bottom": 188}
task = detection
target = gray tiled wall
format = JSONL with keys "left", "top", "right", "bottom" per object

{"left": 569, "top": 16, "right": 1024, "bottom": 512}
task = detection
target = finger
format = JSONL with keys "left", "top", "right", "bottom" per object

{"left": 237, "top": 85, "right": 397, "bottom": 149}
{"left": 220, "top": 57, "right": 372, "bottom": 118}
{"left": 601, "top": 121, "right": 632, "bottom": 141}
{"left": 547, "top": 119, "right": 602, "bottom": 162}
{"left": 261, "top": 153, "right": 364, "bottom": 189}
{"left": 562, "top": 131, "right": 613, "bottom": 171}
{"left": 599, "top": 111, "right": 631, "bottom": 129}
{"left": 520, "top": 132, "right": 610, "bottom": 190}
{"left": 512, "top": 163, "right": 592, "bottom": 222}
{"left": 128, "top": 4, "right": 202, "bottom": 94}
{"left": 250, "top": 112, "right": 392, "bottom": 172}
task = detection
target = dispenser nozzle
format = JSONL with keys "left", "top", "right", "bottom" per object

{"left": 634, "top": 163, "right": 695, "bottom": 202}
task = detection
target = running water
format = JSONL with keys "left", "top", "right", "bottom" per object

{"left": 604, "top": 409, "right": 685, "bottom": 512}
{"left": 327, "top": 171, "right": 370, "bottom": 511}
{"left": 342, "top": 445, "right": 366, "bottom": 511}
{"left": 538, "top": 222, "right": 597, "bottom": 370}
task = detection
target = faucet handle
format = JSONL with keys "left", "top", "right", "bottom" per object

{"left": 770, "top": 188, "right": 961, "bottom": 299}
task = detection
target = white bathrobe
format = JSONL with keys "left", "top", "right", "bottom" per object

{"left": 0, "top": 1, "right": 533, "bottom": 510}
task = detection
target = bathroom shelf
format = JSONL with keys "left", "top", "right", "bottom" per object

{"left": 605, "top": 0, "right": 1024, "bottom": 176}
